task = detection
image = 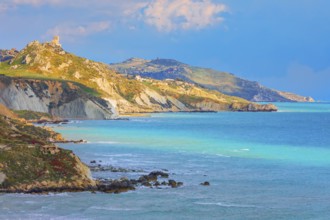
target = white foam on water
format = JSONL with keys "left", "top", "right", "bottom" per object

{"left": 130, "top": 118, "right": 152, "bottom": 122}
{"left": 232, "top": 148, "right": 250, "bottom": 153}
{"left": 216, "top": 154, "right": 231, "bottom": 158}
{"left": 93, "top": 141, "right": 119, "bottom": 144}
{"left": 195, "top": 202, "right": 258, "bottom": 208}
{"left": 90, "top": 206, "right": 139, "bottom": 211}
{"left": 24, "top": 201, "right": 36, "bottom": 204}
{"left": 93, "top": 153, "right": 137, "bottom": 158}
{"left": 6, "top": 192, "right": 70, "bottom": 198}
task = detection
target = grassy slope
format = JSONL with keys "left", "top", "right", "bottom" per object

{"left": 110, "top": 58, "right": 312, "bottom": 102}
{"left": 110, "top": 59, "right": 242, "bottom": 93}
{"left": 0, "top": 42, "right": 145, "bottom": 101}
{"left": 0, "top": 109, "right": 92, "bottom": 190}
{"left": 13, "top": 110, "right": 52, "bottom": 120}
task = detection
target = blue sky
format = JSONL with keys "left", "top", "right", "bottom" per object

{"left": 0, "top": 0, "right": 329, "bottom": 100}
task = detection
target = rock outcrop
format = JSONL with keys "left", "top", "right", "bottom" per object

{"left": 0, "top": 49, "right": 18, "bottom": 62}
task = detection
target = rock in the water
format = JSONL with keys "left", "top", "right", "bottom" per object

{"left": 148, "top": 171, "right": 169, "bottom": 178}
{"left": 97, "top": 178, "right": 135, "bottom": 193}
{"left": 200, "top": 181, "right": 210, "bottom": 186}
{"left": 168, "top": 179, "right": 177, "bottom": 188}
{"left": 142, "top": 182, "right": 152, "bottom": 187}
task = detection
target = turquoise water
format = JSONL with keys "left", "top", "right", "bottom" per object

{"left": 1, "top": 102, "right": 330, "bottom": 219}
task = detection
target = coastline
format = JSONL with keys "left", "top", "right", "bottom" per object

{"left": 0, "top": 113, "right": 185, "bottom": 194}
{"left": 0, "top": 101, "right": 278, "bottom": 193}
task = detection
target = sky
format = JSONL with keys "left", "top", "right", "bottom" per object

{"left": 0, "top": 0, "right": 329, "bottom": 100}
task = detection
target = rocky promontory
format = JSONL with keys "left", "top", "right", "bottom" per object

{"left": 0, "top": 37, "right": 278, "bottom": 117}
{"left": 0, "top": 113, "right": 96, "bottom": 193}
{"left": 110, "top": 57, "right": 314, "bottom": 103}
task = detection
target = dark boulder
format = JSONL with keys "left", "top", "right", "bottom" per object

{"left": 168, "top": 179, "right": 177, "bottom": 188}
{"left": 200, "top": 181, "right": 210, "bottom": 186}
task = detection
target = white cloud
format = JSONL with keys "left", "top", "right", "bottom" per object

{"left": 45, "top": 21, "right": 111, "bottom": 41}
{"left": 8, "top": 0, "right": 147, "bottom": 9}
{"left": 12, "top": 0, "right": 62, "bottom": 6}
{"left": 141, "top": 0, "right": 228, "bottom": 32}
{"left": 3, "top": 0, "right": 228, "bottom": 33}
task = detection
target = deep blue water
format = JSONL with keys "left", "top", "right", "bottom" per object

{"left": 1, "top": 103, "right": 330, "bottom": 219}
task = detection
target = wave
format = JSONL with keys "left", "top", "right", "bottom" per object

{"left": 93, "top": 153, "right": 137, "bottom": 157}
{"left": 195, "top": 202, "right": 258, "bottom": 208}
{"left": 215, "top": 154, "right": 231, "bottom": 158}
{"left": 93, "top": 141, "right": 119, "bottom": 144}
{"left": 6, "top": 192, "right": 70, "bottom": 198}
{"left": 90, "top": 206, "right": 139, "bottom": 211}
{"left": 232, "top": 148, "right": 250, "bottom": 153}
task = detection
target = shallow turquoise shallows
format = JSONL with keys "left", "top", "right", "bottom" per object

{"left": 1, "top": 102, "right": 330, "bottom": 219}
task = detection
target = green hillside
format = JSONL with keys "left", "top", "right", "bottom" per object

{"left": 110, "top": 58, "right": 314, "bottom": 102}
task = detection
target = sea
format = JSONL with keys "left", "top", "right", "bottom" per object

{"left": 1, "top": 102, "right": 330, "bottom": 220}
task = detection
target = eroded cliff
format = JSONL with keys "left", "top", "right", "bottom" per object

{"left": 0, "top": 75, "right": 116, "bottom": 119}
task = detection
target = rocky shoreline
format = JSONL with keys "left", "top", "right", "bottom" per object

{"left": 0, "top": 169, "right": 184, "bottom": 194}
{"left": 0, "top": 106, "right": 209, "bottom": 195}
{"left": 0, "top": 111, "right": 186, "bottom": 195}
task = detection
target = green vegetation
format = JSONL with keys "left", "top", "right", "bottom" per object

{"left": 0, "top": 146, "right": 77, "bottom": 187}
{"left": 0, "top": 115, "right": 85, "bottom": 189}
{"left": 75, "top": 83, "right": 100, "bottom": 97}
{"left": 13, "top": 110, "right": 52, "bottom": 120}
{"left": 0, "top": 117, "right": 52, "bottom": 146}
{"left": 110, "top": 58, "right": 310, "bottom": 102}
{"left": 177, "top": 94, "right": 205, "bottom": 104}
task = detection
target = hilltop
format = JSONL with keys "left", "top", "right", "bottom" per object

{"left": 0, "top": 37, "right": 277, "bottom": 118}
{"left": 110, "top": 58, "right": 314, "bottom": 103}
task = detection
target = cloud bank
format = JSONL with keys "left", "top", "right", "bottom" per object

{"left": 12, "top": 0, "right": 62, "bottom": 6}
{"left": 141, "top": 0, "right": 228, "bottom": 31}
{"left": 2, "top": 0, "right": 228, "bottom": 32}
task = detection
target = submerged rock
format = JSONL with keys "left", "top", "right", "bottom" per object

{"left": 148, "top": 171, "right": 169, "bottom": 178}
{"left": 89, "top": 164, "right": 144, "bottom": 173}
{"left": 97, "top": 178, "right": 135, "bottom": 193}
{"left": 200, "top": 181, "right": 210, "bottom": 186}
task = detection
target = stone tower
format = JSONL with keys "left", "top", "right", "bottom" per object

{"left": 51, "top": 36, "right": 61, "bottom": 47}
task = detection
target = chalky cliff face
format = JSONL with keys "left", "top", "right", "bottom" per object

{"left": 0, "top": 75, "right": 116, "bottom": 119}
{"left": 0, "top": 37, "right": 277, "bottom": 118}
